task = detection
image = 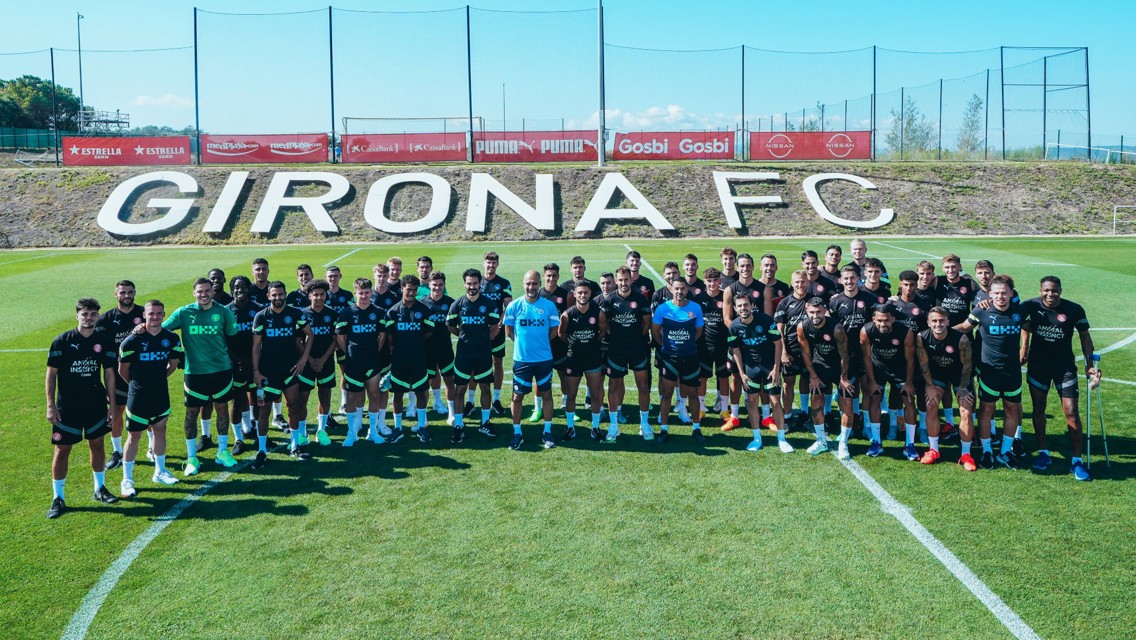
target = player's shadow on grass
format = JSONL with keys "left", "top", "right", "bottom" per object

{"left": 302, "top": 444, "right": 472, "bottom": 481}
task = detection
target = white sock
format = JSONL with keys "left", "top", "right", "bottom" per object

{"left": 318, "top": 414, "right": 328, "bottom": 431}
{"left": 447, "top": 400, "right": 455, "bottom": 416}
{"left": 200, "top": 419, "right": 211, "bottom": 437}
{"left": 839, "top": 426, "right": 852, "bottom": 444}
{"left": 378, "top": 409, "right": 388, "bottom": 432}
{"left": 730, "top": 403, "right": 739, "bottom": 418}
{"left": 534, "top": 396, "right": 544, "bottom": 413}
{"left": 146, "top": 430, "right": 153, "bottom": 450}
{"left": 185, "top": 439, "right": 198, "bottom": 459}
{"left": 905, "top": 421, "right": 915, "bottom": 445}
{"left": 156, "top": 455, "right": 167, "bottom": 471}
{"left": 961, "top": 440, "right": 972, "bottom": 456}
{"left": 869, "top": 422, "right": 880, "bottom": 442}
{"left": 273, "top": 402, "right": 283, "bottom": 419}
{"left": 93, "top": 470, "right": 105, "bottom": 490}
{"left": 123, "top": 461, "right": 134, "bottom": 483}
{"left": 1013, "top": 425, "right": 1022, "bottom": 439}
{"left": 111, "top": 436, "right": 123, "bottom": 454}
{"left": 777, "top": 430, "right": 787, "bottom": 443}
{"left": 468, "top": 389, "right": 476, "bottom": 404}
{"left": 433, "top": 389, "right": 443, "bottom": 404}
{"left": 407, "top": 394, "right": 417, "bottom": 412}
{"left": 761, "top": 404, "right": 770, "bottom": 419}
{"left": 698, "top": 395, "right": 706, "bottom": 412}
{"left": 394, "top": 413, "right": 403, "bottom": 431}
{"left": 640, "top": 410, "right": 650, "bottom": 426}
{"left": 242, "top": 410, "right": 254, "bottom": 435}
{"left": 929, "top": 436, "right": 939, "bottom": 452}
{"left": 369, "top": 412, "right": 380, "bottom": 437}
{"left": 493, "top": 388, "right": 502, "bottom": 402}
{"left": 53, "top": 478, "right": 66, "bottom": 500}
{"left": 1001, "top": 435, "right": 1014, "bottom": 454}
{"left": 813, "top": 423, "right": 826, "bottom": 439}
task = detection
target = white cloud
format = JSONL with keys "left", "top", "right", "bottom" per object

{"left": 131, "top": 94, "right": 194, "bottom": 108}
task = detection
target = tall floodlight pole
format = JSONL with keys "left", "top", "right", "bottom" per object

{"left": 597, "top": 0, "right": 605, "bottom": 167}
{"left": 77, "top": 13, "right": 85, "bottom": 132}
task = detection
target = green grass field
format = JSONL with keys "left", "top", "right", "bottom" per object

{"left": 2, "top": 237, "right": 1134, "bottom": 639}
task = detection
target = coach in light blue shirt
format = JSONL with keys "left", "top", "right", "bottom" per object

{"left": 503, "top": 269, "right": 561, "bottom": 450}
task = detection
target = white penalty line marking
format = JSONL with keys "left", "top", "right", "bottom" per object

{"left": 323, "top": 248, "right": 362, "bottom": 268}
{"left": 1029, "top": 262, "right": 1078, "bottom": 267}
{"left": 836, "top": 455, "right": 1041, "bottom": 640}
{"left": 872, "top": 241, "right": 942, "bottom": 260}
{"left": 1076, "top": 330, "right": 1136, "bottom": 361}
{"left": 623, "top": 243, "right": 663, "bottom": 285}
{"left": 62, "top": 448, "right": 283, "bottom": 640}
{"left": 0, "top": 348, "right": 47, "bottom": 353}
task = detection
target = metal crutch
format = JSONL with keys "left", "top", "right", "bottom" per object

{"left": 1086, "top": 354, "right": 1110, "bottom": 469}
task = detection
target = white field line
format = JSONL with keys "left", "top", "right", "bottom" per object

{"left": 623, "top": 243, "right": 663, "bottom": 285}
{"left": 1076, "top": 331, "right": 1136, "bottom": 362}
{"left": 0, "top": 348, "right": 47, "bottom": 353}
{"left": 1029, "top": 262, "right": 1078, "bottom": 267}
{"left": 323, "top": 248, "right": 362, "bottom": 268}
{"left": 835, "top": 455, "right": 1041, "bottom": 640}
{"left": 0, "top": 253, "right": 57, "bottom": 267}
{"left": 1102, "top": 377, "right": 1136, "bottom": 387}
{"left": 61, "top": 447, "right": 285, "bottom": 640}
{"left": 872, "top": 241, "right": 941, "bottom": 260}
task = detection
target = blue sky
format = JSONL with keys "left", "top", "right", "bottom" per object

{"left": 1, "top": 0, "right": 1130, "bottom": 147}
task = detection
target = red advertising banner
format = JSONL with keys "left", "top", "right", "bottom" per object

{"left": 613, "top": 131, "right": 734, "bottom": 160}
{"left": 63, "top": 136, "right": 191, "bottom": 166}
{"left": 749, "top": 131, "right": 872, "bottom": 161}
{"left": 341, "top": 133, "right": 466, "bottom": 163}
{"left": 201, "top": 133, "right": 327, "bottom": 164}
{"left": 473, "top": 130, "right": 597, "bottom": 163}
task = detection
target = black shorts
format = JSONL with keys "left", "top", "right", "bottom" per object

{"left": 742, "top": 365, "right": 781, "bottom": 396}
{"left": 491, "top": 329, "right": 507, "bottom": 357}
{"left": 298, "top": 359, "right": 337, "bottom": 391}
{"left": 551, "top": 339, "right": 570, "bottom": 373}
{"left": 427, "top": 343, "right": 455, "bottom": 378}
{"left": 183, "top": 371, "right": 234, "bottom": 408}
{"left": 699, "top": 342, "right": 732, "bottom": 379}
{"left": 564, "top": 351, "right": 604, "bottom": 377}
{"left": 978, "top": 368, "right": 1023, "bottom": 403}
{"left": 808, "top": 367, "right": 841, "bottom": 396}
{"left": 780, "top": 351, "right": 805, "bottom": 377}
{"left": 659, "top": 353, "right": 701, "bottom": 385}
{"left": 513, "top": 360, "right": 554, "bottom": 395}
{"left": 52, "top": 412, "right": 109, "bottom": 446}
{"left": 873, "top": 364, "right": 908, "bottom": 390}
{"left": 389, "top": 365, "right": 429, "bottom": 394}
{"left": 125, "top": 390, "right": 172, "bottom": 430}
{"left": 231, "top": 358, "right": 254, "bottom": 390}
{"left": 260, "top": 365, "right": 298, "bottom": 402}
{"left": 454, "top": 348, "right": 493, "bottom": 385}
{"left": 1027, "top": 365, "right": 1078, "bottom": 399}
{"left": 606, "top": 344, "right": 651, "bottom": 378}
{"left": 342, "top": 360, "right": 379, "bottom": 393}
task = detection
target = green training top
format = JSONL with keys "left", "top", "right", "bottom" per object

{"left": 162, "top": 302, "right": 238, "bottom": 375}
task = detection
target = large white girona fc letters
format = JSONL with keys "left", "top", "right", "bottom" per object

{"left": 802, "top": 173, "right": 895, "bottom": 229}
{"left": 97, "top": 171, "right": 199, "bottom": 236}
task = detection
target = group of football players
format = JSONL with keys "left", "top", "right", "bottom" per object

{"left": 43, "top": 240, "right": 1100, "bottom": 520}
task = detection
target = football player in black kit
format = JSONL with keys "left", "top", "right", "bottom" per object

{"left": 227, "top": 276, "right": 262, "bottom": 454}
{"left": 773, "top": 270, "right": 812, "bottom": 431}
{"left": 797, "top": 297, "right": 855, "bottom": 459}
{"left": 420, "top": 272, "right": 457, "bottom": 428}
{"left": 558, "top": 281, "right": 608, "bottom": 441}
{"left": 117, "top": 300, "right": 182, "bottom": 496}
{"left": 719, "top": 247, "right": 739, "bottom": 288}
{"left": 916, "top": 307, "right": 975, "bottom": 469}
{"left": 298, "top": 279, "right": 339, "bottom": 447}
{"left": 954, "top": 275, "right": 1026, "bottom": 470}
{"left": 538, "top": 262, "right": 572, "bottom": 422}
{"left": 249, "top": 257, "right": 271, "bottom": 307}
{"left": 95, "top": 279, "right": 143, "bottom": 471}
{"left": 449, "top": 268, "right": 501, "bottom": 440}
{"left": 480, "top": 251, "right": 513, "bottom": 417}
{"left": 1020, "top": 276, "right": 1097, "bottom": 480}
{"left": 208, "top": 268, "right": 233, "bottom": 306}
{"left": 382, "top": 275, "right": 436, "bottom": 443}
{"left": 625, "top": 250, "right": 656, "bottom": 299}
{"left": 45, "top": 298, "right": 120, "bottom": 518}
{"left": 828, "top": 265, "right": 878, "bottom": 432}
{"left": 252, "top": 282, "right": 314, "bottom": 466}
{"left": 695, "top": 268, "right": 737, "bottom": 429}
{"left": 336, "top": 278, "right": 385, "bottom": 447}
{"left": 727, "top": 293, "right": 791, "bottom": 453}
{"left": 861, "top": 305, "right": 917, "bottom": 460}
{"left": 602, "top": 266, "right": 654, "bottom": 442}
{"left": 286, "top": 263, "right": 314, "bottom": 309}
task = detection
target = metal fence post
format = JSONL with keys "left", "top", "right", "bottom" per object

{"left": 466, "top": 5, "right": 474, "bottom": 163}
{"left": 900, "top": 86, "right": 905, "bottom": 161}
{"left": 328, "top": 6, "right": 336, "bottom": 163}
{"left": 51, "top": 48, "right": 60, "bottom": 166}
{"left": 1000, "top": 46, "right": 1005, "bottom": 160}
{"left": 938, "top": 78, "right": 943, "bottom": 160}
{"left": 984, "top": 68, "right": 989, "bottom": 161}
{"left": 1084, "top": 47, "right": 1092, "bottom": 154}
{"left": 193, "top": 8, "right": 201, "bottom": 164}
{"left": 871, "top": 45, "right": 876, "bottom": 161}
{"left": 597, "top": 0, "right": 605, "bottom": 166}
{"left": 1042, "top": 55, "right": 1047, "bottom": 158}
{"left": 740, "top": 46, "right": 745, "bottom": 161}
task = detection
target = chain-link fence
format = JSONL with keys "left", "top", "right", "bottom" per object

{"left": 0, "top": 7, "right": 1106, "bottom": 162}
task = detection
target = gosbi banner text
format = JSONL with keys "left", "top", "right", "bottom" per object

{"left": 749, "top": 131, "right": 872, "bottom": 161}
{"left": 341, "top": 133, "right": 466, "bottom": 163}
{"left": 62, "top": 136, "right": 191, "bottom": 166}
{"left": 201, "top": 133, "right": 327, "bottom": 164}
{"left": 613, "top": 131, "right": 734, "bottom": 160}
{"left": 472, "top": 130, "right": 597, "bottom": 162}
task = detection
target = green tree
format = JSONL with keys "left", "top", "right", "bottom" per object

{"left": 0, "top": 75, "right": 81, "bottom": 130}
{"left": 885, "top": 94, "right": 935, "bottom": 154}
{"left": 956, "top": 93, "right": 984, "bottom": 154}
